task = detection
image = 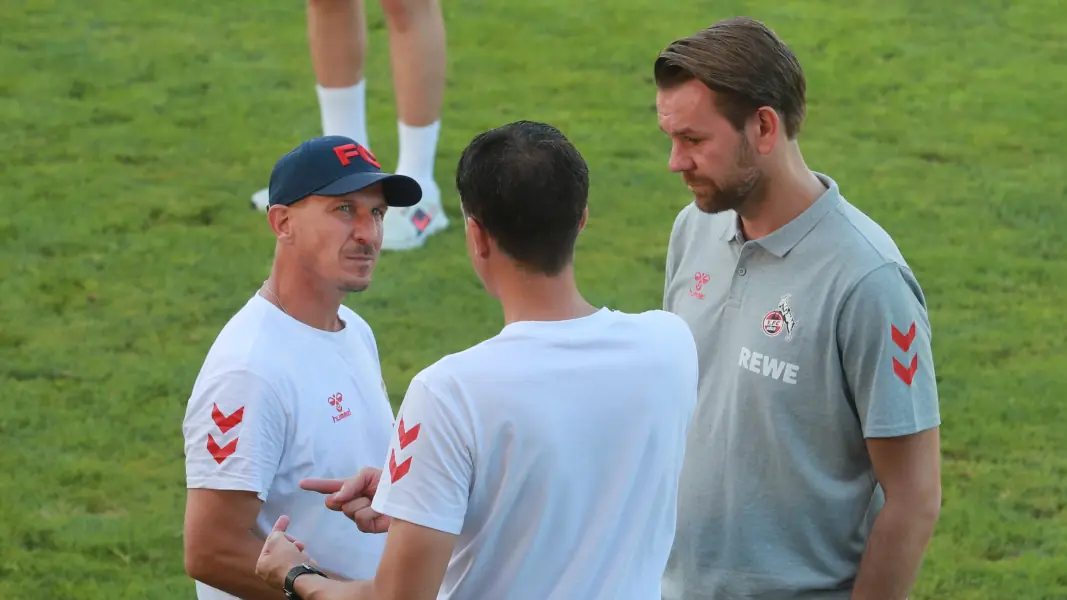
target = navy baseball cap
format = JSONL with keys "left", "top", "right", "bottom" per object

{"left": 267, "top": 135, "right": 422, "bottom": 208}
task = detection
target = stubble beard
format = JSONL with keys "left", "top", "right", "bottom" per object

{"left": 691, "top": 137, "right": 765, "bottom": 215}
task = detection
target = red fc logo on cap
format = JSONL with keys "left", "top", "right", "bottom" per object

{"left": 333, "top": 143, "right": 380, "bottom": 169}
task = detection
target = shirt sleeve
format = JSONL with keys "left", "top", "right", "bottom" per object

{"left": 838, "top": 262, "right": 942, "bottom": 438}
{"left": 370, "top": 376, "right": 473, "bottom": 536}
{"left": 182, "top": 369, "right": 288, "bottom": 502}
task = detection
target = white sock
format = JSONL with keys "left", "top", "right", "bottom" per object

{"left": 316, "top": 80, "right": 369, "bottom": 149}
{"left": 395, "top": 120, "right": 440, "bottom": 195}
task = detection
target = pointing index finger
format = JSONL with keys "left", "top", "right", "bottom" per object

{"left": 300, "top": 478, "right": 345, "bottom": 494}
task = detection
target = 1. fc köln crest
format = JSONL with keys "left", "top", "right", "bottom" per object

{"left": 763, "top": 294, "right": 798, "bottom": 340}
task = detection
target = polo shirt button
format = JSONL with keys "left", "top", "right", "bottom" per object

{"left": 737, "top": 267, "right": 747, "bottom": 276}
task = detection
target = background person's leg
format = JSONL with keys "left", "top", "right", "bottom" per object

{"left": 251, "top": 0, "right": 370, "bottom": 211}
{"left": 379, "top": 0, "right": 449, "bottom": 250}
{"left": 308, "top": 0, "right": 370, "bottom": 147}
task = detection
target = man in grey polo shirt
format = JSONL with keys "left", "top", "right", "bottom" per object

{"left": 655, "top": 17, "right": 943, "bottom": 600}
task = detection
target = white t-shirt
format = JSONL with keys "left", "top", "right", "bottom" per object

{"left": 183, "top": 294, "right": 395, "bottom": 600}
{"left": 371, "top": 307, "right": 699, "bottom": 600}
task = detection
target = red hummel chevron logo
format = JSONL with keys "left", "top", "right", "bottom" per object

{"left": 893, "top": 354, "right": 919, "bottom": 386}
{"left": 208, "top": 404, "right": 244, "bottom": 464}
{"left": 207, "top": 434, "right": 239, "bottom": 464}
{"left": 891, "top": 322, "right": 916, "bottom": 352}
{"left": 388, "top": 449, "right": 412, "bottom": 483}
{"left": 890, "top": 321, "right": 919, "bottom": 386}
{"left": 397, "top": 417, "right": 421, "bottom": 450}
{"left": 212, "top": 403, "right": 244, "bottom": 434}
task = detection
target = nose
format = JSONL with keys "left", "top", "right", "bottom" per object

{"left": 668, "top": 141, "right": 694, "bottom": 173}
{"left": 352, "top": 212, "right": 380, "bottom": 245}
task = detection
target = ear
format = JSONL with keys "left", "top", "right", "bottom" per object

{"left": 467, "top": 216, "right": 492, "bottom": 259}
{"left": 578, "top": 206, "right": 588, "bottom": 233}
{"left": 752, "top": 106, "right": 781, "bottom": 155}
{"left": 267, "top": 205, "right": 294, "bottom": 243}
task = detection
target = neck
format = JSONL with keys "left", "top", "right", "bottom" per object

{"left": 494, "top": 264, "right": 597, "bottom": 326}
{"left": 737, "top": 144, "right": 827, "bottom": 240}
{"left": 261, "top": 260, "right": 345, "bottom": 332}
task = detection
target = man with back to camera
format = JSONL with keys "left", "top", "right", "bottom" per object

{"left": 182, "top": 134, "right": 421, "bottom": 599}
{"left": 249, "top": 0, "right": 450, "bottom": 251}
{"left": 251, "top": 120, "right": 700, "bottom": 600}
{"left": 655, "top": 16, "right": 943, "bottom": 600}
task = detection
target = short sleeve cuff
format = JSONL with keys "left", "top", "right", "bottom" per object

{"left": 186, "top": 474, "right": 268, "bottom": 502}
{"left": 372, "top": 497, "right": 464, "bottom": 535}
{"left": 864, "top": 414, "right": 942, "bottom": 439}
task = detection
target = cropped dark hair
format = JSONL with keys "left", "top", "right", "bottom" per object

{"left": 654, "top": 16, "right": 807, "bottom": 138}
{"left": 455, "top": 120, "right": 589, "bottom": 275}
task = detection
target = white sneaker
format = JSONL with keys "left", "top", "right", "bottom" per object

{"left": 381, "top": 179, "right": 449, "bottom": 251}
{"left": 251, "top": 187, "right": 270, "bottom": 211}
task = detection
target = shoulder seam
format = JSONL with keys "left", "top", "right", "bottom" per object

{"left": 196, "top": 368, "right": 287, "bottom": 409}
{"left": 829, "top": 202, "right": 906, "bottom": 266}
{"left": 834, "top": 261, "right": 914, "bottom": 335}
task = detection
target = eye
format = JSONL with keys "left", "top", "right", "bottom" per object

{"left": 337, "top": 204, "right": 353, "bottom": 213}
{"left": 372, "top": 207, "right": 386, "bottom": 217}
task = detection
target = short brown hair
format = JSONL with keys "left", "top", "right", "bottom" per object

{"left": 654, "top": 17, "right": 807, "bottom": 139}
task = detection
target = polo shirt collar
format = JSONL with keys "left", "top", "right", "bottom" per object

{"left": 720, "top": 211, "right": 743, "bottom": 243}
{"left": 719, "top": 172, "right": 841, "bottom": 257}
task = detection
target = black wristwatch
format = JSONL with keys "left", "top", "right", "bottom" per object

{"left": 283, "top": 563, "right": 328, "bottom": 600}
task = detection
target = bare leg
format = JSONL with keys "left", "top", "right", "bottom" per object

{"left": 381, "top": 0, "right": 446, "bottom": 128}
{"left": 308, "top": 0, "right": 366, "bottom": 86}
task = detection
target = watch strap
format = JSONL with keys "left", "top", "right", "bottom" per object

{"left": 283, "top": 563, "right": 327, "bottom": 600}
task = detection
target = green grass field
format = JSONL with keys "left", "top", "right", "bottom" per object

{"left": 2, "top": 0, "right": 1065, "bottom": 597}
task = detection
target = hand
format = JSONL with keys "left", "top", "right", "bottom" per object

{"left": 255, "top": 515, "right": 314, "bottom": 589}
{"left": 301, "top": 467, "right": 391, "bottom": 533}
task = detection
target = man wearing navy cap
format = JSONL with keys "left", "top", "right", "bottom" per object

{"left": 252, "top": 122, "right": 699, "bottom": 600}
{"left": 182, "top": 135, "right": 417, "bottom": 600}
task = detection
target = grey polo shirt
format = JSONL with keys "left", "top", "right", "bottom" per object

{"left": 661, "top": 173, "right": 941, "bottom": 600}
